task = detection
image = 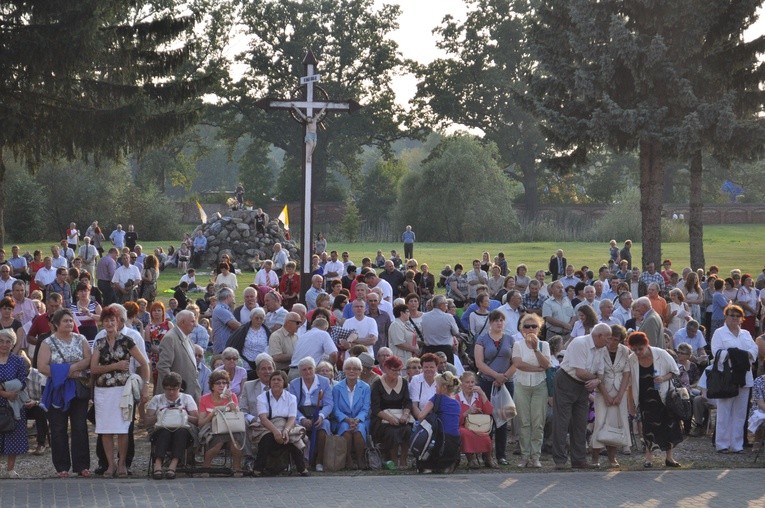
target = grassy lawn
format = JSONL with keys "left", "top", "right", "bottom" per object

{"left": 12, "top": 224, "right": 763, "bottom": 304}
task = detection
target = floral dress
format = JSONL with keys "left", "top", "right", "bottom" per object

{"left": 0, "top": 354, "right": 29, "bottom": 455}
{"left": 147, "top": 321, "right": 171, "bottom": 385}
{"left": 93, "top": 335, "right": 136, "bottom": 388}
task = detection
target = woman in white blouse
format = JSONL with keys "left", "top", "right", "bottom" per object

{"left": 511, "top": 313, "right": 551, "bottom": 468}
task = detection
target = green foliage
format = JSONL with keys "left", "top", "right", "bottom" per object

{"left": 396, "top": 135, "right": 519, "bottom": 242}
{"left": 358, "top": 159, "right": 407, "bottom": 228}
{"left": 274, "top": 158, "right": 303, "bottom": 203}
{"left": 2, "top": 165, "right": 46, "bottom": 243}
{"left": 339, "top": 198, "right": 361, "bottom": 242}
{"left": 411, "top": 0, "right": 546, "bottom": 213}
{"left": 593, "top": 187, "right": 688, "bottom": 243}
{"left": 210, "top": 0, "right": 412, "bottom": 199}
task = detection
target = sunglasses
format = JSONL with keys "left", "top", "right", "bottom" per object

{"left": 522, "top": 324, "right": 539, "bottom": 329}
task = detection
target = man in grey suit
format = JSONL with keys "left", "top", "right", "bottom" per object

{"left": 635, "top": 297, "right": 664, "bottom": 349}
{"left": 157, "top": 310, "right": 202, "bottom": 402}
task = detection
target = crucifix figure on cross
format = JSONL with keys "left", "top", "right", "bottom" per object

{"left": 257, "top": 49, "right": 361, "bottom": 300}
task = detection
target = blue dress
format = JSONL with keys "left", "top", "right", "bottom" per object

{"left": 0, "top": 354, "right": 29, "bottom": 455}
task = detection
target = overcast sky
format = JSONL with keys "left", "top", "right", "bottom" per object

{"left": 382, "top": 1, "right": 765, "bottom": 108}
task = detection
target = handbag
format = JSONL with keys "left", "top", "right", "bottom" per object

{"left": 212, "top": 407, "right": 246, "bottom": 434}
{"left": 0, "top": 406, "right": 16, "bottom": 434}
{"left": 156, "top": 406, "right": 189, "bottom": 430}
{"left": 596, "top": 407, "right": 627, "bottom": 447}
{"left": 665, "top": 378, "right": 692, "bottom": 421}
{"left": 323, "top": 434, "right": 348, "bottom": 472}
{"left": 707, "top": 350, "right": 739, "bottom": 399}
{"left": 382, "top": 408, "right": 414, "bottom": 424}
{"left": 365, "top": 436, "right": 383, "bottom": 470}
{"left": 49, "top": 336, "right": 91, "bottom": 400}
{"left": 464, "top": 413, "right": 492, "bottom": 434}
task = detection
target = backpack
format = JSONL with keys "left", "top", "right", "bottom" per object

{"left": 409, "top": 395, "right": 444, "bottom": 462}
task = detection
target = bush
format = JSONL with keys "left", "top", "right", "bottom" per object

{"left": 3, "top": 168, "right": 47, "bottom": 242}
{"left": 593, "top": 188, "right": 643, "bottom": 242}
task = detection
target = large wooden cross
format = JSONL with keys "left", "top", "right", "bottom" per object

{"left": 257, "top": 49, "right": 361, "bottom": 298}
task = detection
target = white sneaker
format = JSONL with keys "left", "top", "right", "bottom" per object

{"left": 315, "top": 464, "right": 324, "bottom": 472}
{"left": 530, "top": 460, "right": 542, "bottom": 468}
{"left": 6, "top": 470, "right": 20, "bottom": 479}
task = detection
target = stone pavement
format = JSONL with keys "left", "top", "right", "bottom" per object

{"left": 1, "top": 469, "right": 764, "bottom": 507}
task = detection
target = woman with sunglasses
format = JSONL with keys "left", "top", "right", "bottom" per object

{"left": 711, "top": 304, "right": 759, "bottom": 453}
{"left": 197, "top": 370, "right": 244, "bottom": 476}
{"left": 511, "top": 313, "right": 551, "bottom": 468}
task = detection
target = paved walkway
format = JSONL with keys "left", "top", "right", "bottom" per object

{"left": 2, "top": 469, "right": 764, "bottom": 507}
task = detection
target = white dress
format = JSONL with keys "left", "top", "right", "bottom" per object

{"left": 591, "top": 344, "right": 632, "bottom": 448}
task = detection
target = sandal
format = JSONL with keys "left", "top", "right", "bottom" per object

{"left": 103, "top": 468, "right": 115, "bottom": 479}
{"left": 152, "top": 470, "right": 164, "bottom": 480}
{"left": 232, "top": 470, "right": 243, "bottom": 478}
{"left": 643, "top": 462, "right": 653, "bottom": 468}
{"left": 57, "top": 471, "right": 70, "bottom": 478}
{"left": 78, "top": 469, "right": 92, "bottom": 478}
{"left": 165, "top": 470, "right": 177, "bottom": 480}
{"left": 608, "top": 461, "right": 620, "bottom": 469}
{"left": 117, "top": 468, "right": 128, "bottom": 478}
{"left": 665, "top": 460, "right": 681, "bottom": 468}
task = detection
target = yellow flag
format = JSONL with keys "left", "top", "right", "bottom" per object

{"left": 195, "top": 200, "right": 207, "bottom": 224}
{"left": 278, "top": 205, "right": 290, "bottom": 239}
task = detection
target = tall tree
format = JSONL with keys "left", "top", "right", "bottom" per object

{"left": 411, "top": 0, "right": 547, "bottom": 215}
{"left": 210, "top": 0, "right": 411, "bottom": 200}
{"left": 0, "top": 0, "right": 218, "bottom": 245}
{"left": 681, "top": 1, "right": 765, "bottom": 270}
{"left": 527, "top": 0, "right": 737, "bottom": 267}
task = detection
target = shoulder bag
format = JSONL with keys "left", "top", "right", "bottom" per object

{"left": 707, "top": 350, "right": 739, "bottom": 399}
{"left": 665, "top": 378, "right": 692, "bottom": 420}
{"left": 464, "top": 413, "right": 492, "bottom": 434}
{"left": 596, "top": 407, "right": 628, "bottom": 447}
{"left": 0, "top": 406, "right": 15, "bottom": 433}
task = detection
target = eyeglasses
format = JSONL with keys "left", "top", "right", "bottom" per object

{"left": 726, "top": 313, "right": 743, "bottom": 318}
{"left": 214, "top": 380, "right": 229, "bottom": 385}
{"left": 224, "top": 357, "right": 238, "bottom": 361}
{"left": 522, "top": 324, "right": 539, "bottom": 329}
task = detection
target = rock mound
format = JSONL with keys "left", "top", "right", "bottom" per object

{"left": 192, "top": 209, "right": 300, "bottom": 271}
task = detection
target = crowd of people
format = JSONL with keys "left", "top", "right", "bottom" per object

{"left": 1, "top": 229, "right": 765, "bottom": 479}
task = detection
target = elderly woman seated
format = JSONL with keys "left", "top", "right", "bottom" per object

{"left": 145, "top": 372, "right": 199, "bottom": 480}
{"left": 332, "top": 356, "right": 371, "bottom": 469}
{"left": 214, "top": 347, "right": 247, "bottom": 396}
{"left": 371, "top": 355, "right": 412, "bottom": 469}
{"left": 288, "top": 357, "right": 334, "bottom": 471}
{"left": 253, "top": 371, "right": 309, "bottom": 476}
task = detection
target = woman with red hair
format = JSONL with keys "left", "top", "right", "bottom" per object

{"left": 627, "top": 331, "right": 682, "bottom": 468}
{"left": 371, "top": 355, "right": 413, "bottom": 469}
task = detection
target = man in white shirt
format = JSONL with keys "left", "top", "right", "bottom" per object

{"left": 559, "top": 265, "right": 581, "bottom": 290}
{"left": 263, "top": 291, "right": 288, "bottom": 332}
{"left": 111, "top": 253, "right": 141, "bottom": 303}
{"left": 552, "top": 323, "right": 610, "bottom": 469}
{"left": 289, "top": 318, "right": 337, "bottom": 374}
{"left": 11, "top": 281, "right": 37, "bottom": 326}
{"left": 498, "top": 290, "right": 523, "bottom": 335}
{"left": 528, "top": 270, "right": 549, "bottom": 297}
{"left": 364, "top": 271, "right": 393, "bottom": 303}
{"left": 673, "top": 320, "right": 707, "bottom": 359}
{"left": 34, "top": 257, "right": 57, "bottom": 289}
{"left": 233, "top": 286, "right": 259, "bottom": 324}
{"left": 613, "top": 291, "right": 633, "bottom": 326}
{"left": 254, "top": 260, "right": 279, "bottom": 288}
{"left": 322, "top": 251, "right": 344, "bottom": 289}
{"left": 50, "top": 246, "right": 68, "bottom": 269}
{"left": 342, "top": 299, "right": 378, "bottom": 355}
{"left": 0, "top": 266, "right": 16, "bottom": 296}
{"left": 271, "top": 243, "right": 290, "bottom": 277}
{"left": 574, "top": 286, "right": 601, "bottom": 318}
{"left": 78, "top": 236, "right": 99, "bottom": 278}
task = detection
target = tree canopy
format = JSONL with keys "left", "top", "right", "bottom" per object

{"left": 0, "top": 0, "right": 218, "bottom": 245}
{"left": 396, "top": 135, "right": 519, "bottom": 242}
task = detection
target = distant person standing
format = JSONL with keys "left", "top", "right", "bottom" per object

{"left": 66, "top": 223, "right": 80, "bottom": 251}
{"left": 235, "top": 183, "right": 245, "bottom": 208}
{"left": 125, "top": 225, "right": 138, "bottom": 252}
{"left": 620, "top": 240, "right": 633, "bottom": 270}
{"left": 401, "top": 225, "right": 416, "bottom": 260}
{"left": 109, "top": 224, "right": 126, "bottom": 249}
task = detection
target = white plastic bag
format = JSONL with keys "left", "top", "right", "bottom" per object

{"left": 491, "top": 384, "right": 516, "bottom": 427}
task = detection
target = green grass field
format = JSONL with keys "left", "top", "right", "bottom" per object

{"left": 14, "top": 224, "right": 763, "bottom": 303}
